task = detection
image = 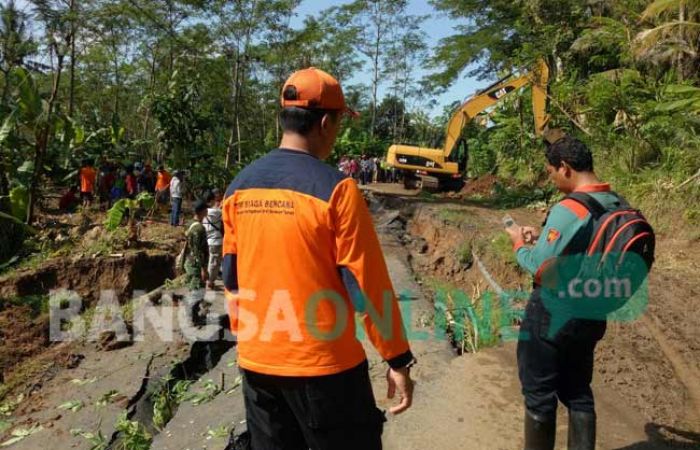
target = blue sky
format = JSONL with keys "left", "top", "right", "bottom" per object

{"left": 291, "top": 0, "right": 482, "bottom": 117}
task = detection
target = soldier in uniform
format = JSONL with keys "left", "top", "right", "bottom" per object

{"left": 184, "top": 199, "right": 210, "bottom": 290}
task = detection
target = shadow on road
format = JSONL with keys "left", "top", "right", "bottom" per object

{"left": 614, "top": 423, "right": 700, "bottom": 449}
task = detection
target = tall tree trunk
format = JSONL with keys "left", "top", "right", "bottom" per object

{"left": 114, "top": 55, "right": 120, "bottom": 118}
{"left": 27, "top": 53, "right": 64, "bottom": 224}
{"left": 236, "top": 113, "right": 242, "bottom": 164}
{"left": 0, "top": 155, "right": 10, "bottom": 211}
{"left": 142, "top": 44, "right": 158, "bottom": 141}
{"left": 112, "top": 25, "right": 120, "bottom": 118}
{"left": 1, "top": 68, "right": 11, "bottom": 109}
{"left": 677, "top": 2, "right": 686, "bottom": 80}
{"left": 370, "top": 25, "right": 381, "bottom": 139}
{"left": 68, "top": 0, "right": 76, "bottom": 117}
{"left": 167, "top": 0, "right": 174, "bottom": 76}
{"left": 225, "top": 52, "right": 241, "bottom": 169}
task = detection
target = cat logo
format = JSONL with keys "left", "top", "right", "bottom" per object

{"left": 425, "top": 161, "right": 435, "bottom": 168}
{"left": 488, "top": 86, "right": 515, "bottom": 100}
{"left": 398, "top": 157, "right": 407, "bottom": 164}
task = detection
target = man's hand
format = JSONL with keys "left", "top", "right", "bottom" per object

{"left": 200, "top": 268, "right": 209, "bottom": 283}
{"left": 505, "top": 224, "right": 524, "bottom": 246}
{"left": 386, "top": 366, "right": 414, "bottom": 415}
{"left": 521, "top": 226, "right": 540, "bottom": 244}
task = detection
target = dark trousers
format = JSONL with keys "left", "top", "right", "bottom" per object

{"left": 170, "top": 197, "right": 182, "bottom": 226}
{"left": 243, "top": 360, "right": 384, "bottom": 450}
{"left": 517, "top": 290, "right": 606, "bottom": 419}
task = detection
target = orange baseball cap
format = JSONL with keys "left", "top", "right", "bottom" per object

{"left": 281, "top": 67, "right": 358, "bottom": 117}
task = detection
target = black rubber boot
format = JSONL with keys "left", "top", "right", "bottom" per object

{"left": 568, "top": 410, "right": 596, "bottom": 450}
{"left": 524, "top": 409, "right": 556, "bottom": 450}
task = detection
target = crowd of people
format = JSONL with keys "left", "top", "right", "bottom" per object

{"left": 338, "top": 155, "right": 401, "bottom": 185}
{"left": 60, "top": 158, "right": 176, "bottom": 213}
{"left": 61, "top": 158, "right": 226, "bottom": 292}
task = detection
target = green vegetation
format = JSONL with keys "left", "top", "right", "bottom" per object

{"left": 488, "top": 234, "right": 520, "bottom": 268}
{"left": 430, "top": 0, "right": 700, "bottom": 227}
{"left": 457, "top": 240, "right": 474, "bottom": 267}
{"left": 70, "top": 427, "right": 108, "bottom": 450}
{"left": 57, "top": 400, "right": 84, "bottom": 413}
{"left": 0, "top": 295, "right": 49, "bottom": 318}
{"left": 104, "top": 192, "right": 154, "bottom": 232}
{"left": 0, "top": 211, "right": 28, "bottom": 265}
{"left": 425, "top": 278, "right": 507, "bottom": 353}
{"left": 114, "top": 412, "right": 151, "bottom": 450}
{"left": 437, "top": 208, "right": 466, "bottom": 224}
{"left": 0, "top": 0, "right": 695, "bottom": 265}
{"left": 151, "top": 376, "right": 192, "bottom": 430}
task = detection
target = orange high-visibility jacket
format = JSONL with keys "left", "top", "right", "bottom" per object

{"left": 155, "top": 170, "right": 172, "bottom": 191}
{"left": 222, "top": 148, "right": 413, "bottom": 376}
{"left": 79, "top": 167, "right": 97, "bottom": 193}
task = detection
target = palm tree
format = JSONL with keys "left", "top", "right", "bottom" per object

{"left": 633, "top": 0, "right": 700, "bottom": 79}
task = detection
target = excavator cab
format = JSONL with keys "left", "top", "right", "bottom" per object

{"left": 449, "top": 138, "right": 468, "bottom": 174}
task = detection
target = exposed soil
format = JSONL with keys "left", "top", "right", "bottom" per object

{"left": 0, "top": 252, "right": 175, "bottom": 301}
{"left": 457, "top": 174, "right": 500, "bottom": 197}
{"left": 0, "top": 218, "right": 181, "bottom": 401}
{"left": 0, "top": 305, "right": 50, "bottom": 381}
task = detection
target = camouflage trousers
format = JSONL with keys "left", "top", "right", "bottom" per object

{"left": 184, "top": 261, "right": 205, "bottom": 290}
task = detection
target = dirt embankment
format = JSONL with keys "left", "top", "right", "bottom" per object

{"left": 390, "top": 199, "right": 700, "bottom": 434}
{"left": 0, "top": 219, "right": 182, "bottom": 397}
{"left": 0, "top": 251, "right": 174, "bottom": 302}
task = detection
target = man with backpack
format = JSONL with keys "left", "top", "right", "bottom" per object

{"left": 505, "top": 135, "right": 654, "bottom": 450}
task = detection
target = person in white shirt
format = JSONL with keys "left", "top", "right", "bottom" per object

{"left": 203, "top": 188, "right": 224, "bottom": 289}
{"left": 170, "top": 171, "right": 183, "bottom": 226}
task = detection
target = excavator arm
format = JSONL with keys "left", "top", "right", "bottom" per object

{"left": 442, "top": 58, "right": 550, "bottom": 160}
{"left": 386, "top": 58, "right": 550, "bottom": 191}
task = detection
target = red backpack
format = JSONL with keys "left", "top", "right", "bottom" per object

{"left": 566, "top": 192, "right": 655, "bottom": 271}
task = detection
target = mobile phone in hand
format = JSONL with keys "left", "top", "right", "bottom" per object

{"left": 502, "top": 214, "right": 517, "bottom": 229}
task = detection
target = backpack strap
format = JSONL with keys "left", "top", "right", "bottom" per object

{"left": 565, "top": 192, "right": 607, "bottom": 220}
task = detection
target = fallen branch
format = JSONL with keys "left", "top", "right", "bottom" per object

{"left": 677, "top": 169, "right": 700, "bottom": 190}
{"left": 545, "top": 93, "right": 592, "bottom": 136}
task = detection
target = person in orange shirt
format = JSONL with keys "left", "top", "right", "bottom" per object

{"left": 78, "top": 159, "right": 97, "bottom": 207}
{"left": 155, "top": 165, "right": 172, "bottom": 204}
{"left": 222, "top": 68, "right": 415, "bottom": 450}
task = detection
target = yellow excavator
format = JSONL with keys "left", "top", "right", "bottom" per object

{"left": 387, "top": 59, "right": 551, "bottom": 191}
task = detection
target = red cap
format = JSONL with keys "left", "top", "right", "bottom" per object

{"left": 281, "top": 67, "right": 358, "bottom": 117}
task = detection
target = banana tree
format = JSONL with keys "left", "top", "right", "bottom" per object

{"left": 4, "top": 67, "right": 66, "bottom": 223}
{"left": 104, "top": 192, "right": 155, "bottom": 246}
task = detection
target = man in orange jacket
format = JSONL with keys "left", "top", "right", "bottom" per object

{"left": 222, "top": 67, "right": 415, "bottom": 450}
{"left": 79, "top": 159, "right": 97, "bottom": 207}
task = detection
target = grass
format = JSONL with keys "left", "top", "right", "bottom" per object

{"left": 0, "top": 295, "right": 50, "bottom": 318}
{"left": 437, "top": 208, "right": 468, "bottom": 224}
{"left": 423, "top": 277, "right": 509, "bottom": 353}
{"left": 457, "top": 240, "right": 474, "bottom": 266}
{"left": 489, "top": 233, "right": 519, "bottom": 267}
{"left": 462, "top": 183, "right": 557, "bottom": 210}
